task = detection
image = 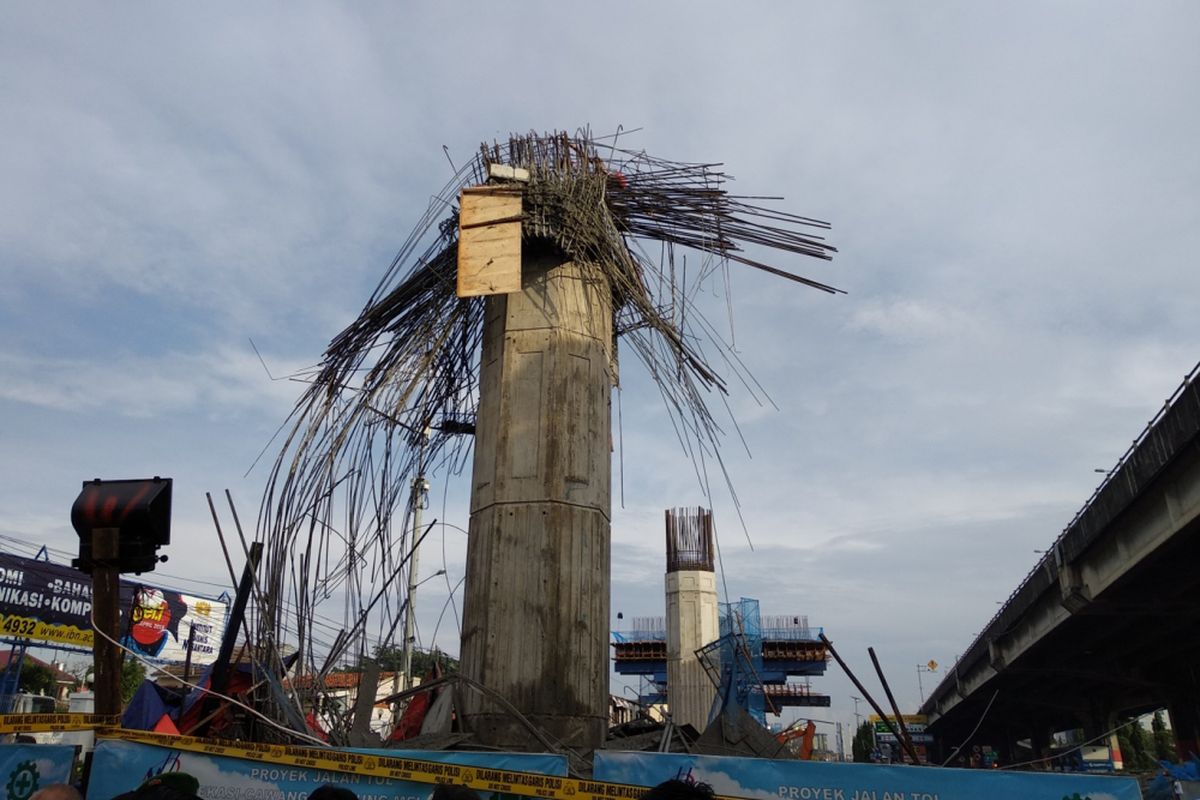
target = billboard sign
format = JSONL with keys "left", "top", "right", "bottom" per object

{"left": 86, "top": 737, "right": 568, "bottom": 800}
{"left": 870, "top": 714, "right": 933, "bottom": 744}
{"left": 0, "top": 552, "right": 226, "bottom": 664}
{"left": 869, "top": 713, "right": 927, "bottom": 727}
{"left": 0, "top": 744, "right": 77, "bottom": 799}
{"left": 593, "top": 750, "right": 1143, "bottom": 800}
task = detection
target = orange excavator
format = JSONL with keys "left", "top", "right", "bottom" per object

{"left": 777, "top": 719, "right": 817, "bottom": 760}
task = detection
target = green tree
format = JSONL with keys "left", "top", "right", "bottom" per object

{"left": 851, "top": 721, "right": 875, "bottom": 763}
{"left": 120, "top": 658, "right": 146, "bottom": 704}
{"left": 18, "top": 663, "right": 56, "bottom": 696}
{"left": 1152, "top": 710, "right": 1177, "bottom": 762}
{"left": 371, "top": 645, "right": 459, "bottom": 676}
{"left": 1117, "top": 718, "right": 1155, "bottom": 771}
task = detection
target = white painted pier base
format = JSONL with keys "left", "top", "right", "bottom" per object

{"left": 666, "top": 569, "right": 720, "bottom": 731}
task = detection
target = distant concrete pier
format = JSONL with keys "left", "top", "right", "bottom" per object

{"left": 665, "top": 507, "right": 721, "bottom": 731}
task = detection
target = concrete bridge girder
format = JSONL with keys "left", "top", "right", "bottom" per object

{"left": 927, "top": 429, "right": 1200, "bottom": 743}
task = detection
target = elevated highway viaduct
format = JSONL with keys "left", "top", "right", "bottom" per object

{"left": 921, "top": 363, "right": 1200, "bottom": 763}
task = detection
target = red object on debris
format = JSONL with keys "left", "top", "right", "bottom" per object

{"left": 388, "top": 660, "right": 444, "bottom": 741}
{"left": 152, "top": 713, "right": 180, "bottom": 735}
{"left": 305, "top": 711, "right": 329, "bottom": 742}
{"left": 388, "top": 689, "right": 431, "bottom": 741}
{"left": 176, "top": 665, "right": 253, "bottom": 735}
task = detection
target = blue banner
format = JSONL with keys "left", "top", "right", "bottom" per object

{"left": 86, "top": 739, "right": 567, "bottom": 800}
{"left": 593, "top": 750, "right": 1142, "bottom": 800}
{"left": 0, "top": 744, "right": 77, "bottom": 800}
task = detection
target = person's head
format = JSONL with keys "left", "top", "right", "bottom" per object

{"left": 307, "top": 786, "right": 358, "bottom": 800}
{"left": 30, "top": 785, "right": 82, "bottom": 800}
{"left": 430, "top": 786, "right": 481, "bottom": 800}
{"left": 640, "top": 780, "right": 715, "bottom": 800}
{"left": 139, "top": 774, "right": 200, "bottom": 798}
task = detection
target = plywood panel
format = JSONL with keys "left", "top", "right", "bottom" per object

{"left": 457, "top": 187, "right": 522, "bottom": 297}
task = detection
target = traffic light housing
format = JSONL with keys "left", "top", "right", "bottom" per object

{"left": 71, "top": 477, "right": 172, "bottom": 574}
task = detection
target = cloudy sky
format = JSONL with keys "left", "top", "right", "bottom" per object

{"left": 3, "top": 3, "right": 1199, "bottom": 743}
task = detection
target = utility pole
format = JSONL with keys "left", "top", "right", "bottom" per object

{"left": 851, "top": 695, "right": 863, "bottom": 728}
{"left": 91, "top": 528, "right": 122, "bottom": 717}
{"left": 916, "top": 660, "right": 937, "bottom": 705}
{"left": 400, "top": 434, "right": 429, "bottom": 692}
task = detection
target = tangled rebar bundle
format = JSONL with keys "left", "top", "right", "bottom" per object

{"left": 253, "top": 130, "right": 837, "bottom": 738}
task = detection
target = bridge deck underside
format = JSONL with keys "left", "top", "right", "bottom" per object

{"left": 930, "top": 514, "right": 1200, "bottom": 744}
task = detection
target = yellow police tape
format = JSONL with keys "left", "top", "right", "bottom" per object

{"left": 0, "top": 713, "right": 120, "bottom": 734}
{"left": 96, "top": 727, "right": 718, "bottom": 800}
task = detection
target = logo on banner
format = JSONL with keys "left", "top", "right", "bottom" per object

{"left": 5, "top": 761, "right": 39, "bottom": 800}
{"left": 131, "top": 589, "right": 173, "bottom": 656}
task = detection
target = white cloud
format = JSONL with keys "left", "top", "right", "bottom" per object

{"left": 847, "top": 298, "right": 978, "bottom": 341}
{"left": 688, "top": 766, "right": 779, "bottom": 800}
{"left": 176, "top": 753, "right": 285, "bottom": 799}
{"left": 0, "top": 345, "right": 307, "bottom": 419}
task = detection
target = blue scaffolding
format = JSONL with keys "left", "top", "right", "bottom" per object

{"left": 705, "top": 597, "right": 769, "bottom": 725}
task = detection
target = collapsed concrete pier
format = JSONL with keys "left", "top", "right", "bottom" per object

{"left": 461, "top": 248, "right": 615, "bottom": 751}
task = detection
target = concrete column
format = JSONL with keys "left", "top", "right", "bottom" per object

{"left": 460, "top": 246, "right": 614, "bottom": 751}
{"left": 665, "top": 569, "right": 720, "bottom": 730}
{"left": 1169, "top": 700, "right": 1200, "bottom": 761}
{"left": 1081, "top": 710, "right": 1123, "bottom": 770}
{"left": 1030, "top": 726, "right": 1051, "bottom": 761}
{"left": 994, "top": 727, "right": 1014, "bottom": 767}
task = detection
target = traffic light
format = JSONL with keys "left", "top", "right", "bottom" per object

{"left": 71, "top": 477, "right": 172, "bottom": 574}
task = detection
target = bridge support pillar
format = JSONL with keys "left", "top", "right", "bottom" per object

{"left": 994, "top": 727, "right": 1015, "bottom": 767}
{"left": 1081, "top": 709, "right": 1123, "bottom": 769}
{"left": 1030, "top": 727, "right": 1051, "bottom": 761}
{"left": 1169, "top": 700, "right": 1200, "bottom": 761}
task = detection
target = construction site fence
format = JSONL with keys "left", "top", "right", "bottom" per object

{"left": 0, "top": 716, "right": 747, "bottom": 800}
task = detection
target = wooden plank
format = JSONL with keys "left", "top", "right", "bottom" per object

{"left": 457, "top": 187, "right": 522, "bottom": 297}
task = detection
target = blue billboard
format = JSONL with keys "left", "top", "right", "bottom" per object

{"left": 0, "top": 744, "right": 77, "bottom": 800}
{"left": 593, "top": 750, "right": 1142, "bottom": 800}
{"left": 87, "top": 738, "right": 567, "bottom": 800}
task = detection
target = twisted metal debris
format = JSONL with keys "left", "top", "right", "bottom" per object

{"left": 253, "top": 130, "right": 837, "bottom": 739}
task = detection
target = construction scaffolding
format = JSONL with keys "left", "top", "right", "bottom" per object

{"left": 718, "top": 597, "right": 767, "bottom": 724}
